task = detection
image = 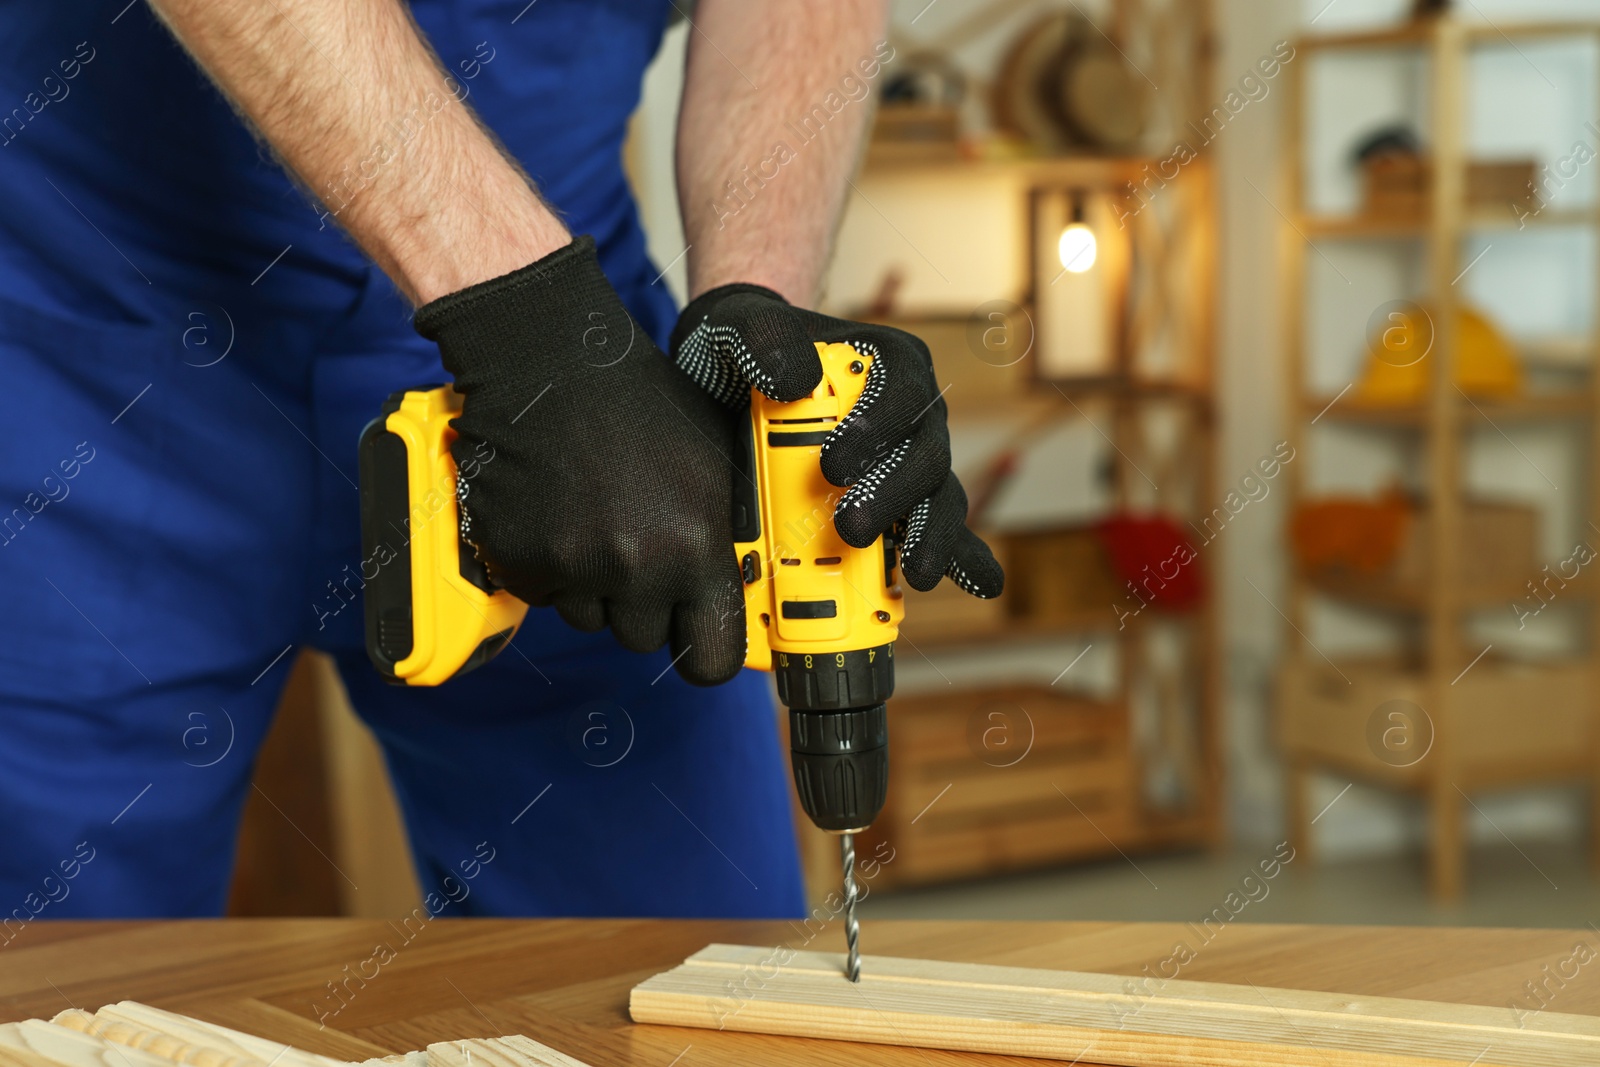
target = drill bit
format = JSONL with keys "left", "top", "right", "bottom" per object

{"left": 840, "top": 832, "right": 861, "bottom": 982}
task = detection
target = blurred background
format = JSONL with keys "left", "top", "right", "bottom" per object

{"left": 236, "top": 0, "right": 1600, "bottom": 929}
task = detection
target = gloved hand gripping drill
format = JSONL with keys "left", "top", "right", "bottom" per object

{"left": 670, "top": 284, "right": 1005, "bottom": 981}
{"left": 361, "top": 238, "right": 1003, "bottom": 982}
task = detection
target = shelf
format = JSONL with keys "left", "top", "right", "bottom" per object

{"left": 945, "top": 392, "right": 1059, "bottom": 423}
{"left": 861, "top": 153, "right": 1146, "bottom": 183}
{"left": 942, "top": 380, "right": 1212, "bottom": 426}
{"left": 1281, "top": 9, "right": 1600, "bottom": 904}
{"left": 1302, "top": 569, "right": 1594, "bottom": 614}
{"left": 1299, "top": 18, "right": 1600, "bottom": 54}
{"left": 1305, "top": 390, "right": 1593, "bottom": 426}
{"left": 1464, "top": 21, "right": 1600, "bottom": 43}
{"left": 896, "top": 612, "right": 1124, "bottom": 650}
{"left": 1299, "top": 207, "right": 1597, "bottom": 238}
{"left": 1522, "top": 337, "right": 1596, "bottom": 366}
{"left": 1299, "top": 22, "right": 1436, "bottom": 52}
{"left": 942, "top": 378, "right": 1211, "bottom": 412}
{"left": 1042, "top": 376, "right": 1212, "bottom": 401}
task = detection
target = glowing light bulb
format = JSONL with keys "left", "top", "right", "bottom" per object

{"left": 1058, "top": 223, "right": 1097, "bottom": 273}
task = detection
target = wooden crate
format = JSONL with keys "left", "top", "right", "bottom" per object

{"left": 1361, "top": 156, "right": 1536, "bottom": 218}
{"left": 1301, "top": 498, "right": 1538, "bottom": 602}
{"left": 873, "top": 105, "right": 960, "bottom": 144}
{"left": 1002, "top": 526, "right": 1121, "bottom": 625}
{"left": 860, "top": 686, "right": 1136, "bottom": 887}
{"left": 1391, "top": 500, "right": 1537, "bottom": 590}
{"left": 1279, "top": 657, "right": 1593, "bottom": 788}
{"left": 867, "top": 106, "right": 963, "bottom": 165}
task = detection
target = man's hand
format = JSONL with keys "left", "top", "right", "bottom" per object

{"left": 417, "top": 237, "right": 747, "bottom": 686}
{"left": 671, "top": 286, "right": 1004, "bottom": 599}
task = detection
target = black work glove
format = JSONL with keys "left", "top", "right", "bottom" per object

{"left": 414, "top": 236, "right": 745, "bottom": 686}
{"left": 670, "top": 285, "right": 1004, "bottom": 598}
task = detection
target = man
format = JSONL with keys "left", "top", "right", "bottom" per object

{"left": 0, "top": 0, "right": 1000, "bottom": 922}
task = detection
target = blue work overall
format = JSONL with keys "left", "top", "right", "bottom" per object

{"left": 0, "top": 1, "right": 804, "bottom": 919}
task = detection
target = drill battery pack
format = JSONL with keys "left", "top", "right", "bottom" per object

{"left": 357, "top": 386, "right": 527, "bottom": 686}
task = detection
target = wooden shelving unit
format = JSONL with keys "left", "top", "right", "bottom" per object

{"left": 1277, "top": 16, "right": 1600, "bottom": 901}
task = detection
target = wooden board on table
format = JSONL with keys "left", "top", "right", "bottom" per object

{"left": 628, "top": 943, "right": 1600, "bottom": 1067}
{"left": 0, "top": 1021, "right": 178, "bottom": 1067}
{"left": 61, "top": 1004, "right": 343, "bottom": 1067}
{"left": 1, "top": 1007, "right": 592, "bottom": 1067}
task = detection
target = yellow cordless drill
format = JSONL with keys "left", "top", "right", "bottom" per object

{"left": 358, "top": 342, "right": 902, "bottom": 981}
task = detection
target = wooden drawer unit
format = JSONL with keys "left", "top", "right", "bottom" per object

{"left": 860, "top": 686, "right": 1137, "bottom": 887}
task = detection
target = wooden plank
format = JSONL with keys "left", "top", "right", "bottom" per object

{"left": 629, "top": 944, "right": 1600, "bottom": 1067}
{"left": 177, "top": 991, "right": 395, "bottom": 1063}
{"left": 41, "top": 1007, "right": 594, "bottom": 1067}
{"left": 0, "top": 1033, "right": 61, "bottom": 1067}
{"left": 81, "top": 1006, "right": 343, "bottom": 1067}
{"left": 0, "top": 1023, "right": 178, "bottom": 1067}
{"left": 50, "top": 1012, "right": 265, "bottom": 1067}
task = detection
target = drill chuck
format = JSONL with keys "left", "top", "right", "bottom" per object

{"left": 775, "top": 640, "right": 894, "bottom": 834}
{"left": 788, "top": 703, "right": 889, "bottom": 834}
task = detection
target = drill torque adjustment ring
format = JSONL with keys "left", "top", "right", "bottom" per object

{"left": 772, "top": 643, "right": 894, "bottom": 710}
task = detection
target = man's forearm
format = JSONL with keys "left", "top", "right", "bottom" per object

{"left": 149, "top": 0, "right": 568, "bottom": 304}
{"left": 677, "top": 0, "right": 891, "bottom": 306}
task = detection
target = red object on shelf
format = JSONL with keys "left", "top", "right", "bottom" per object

{"left": 1094, "top": 513, "right": 1204, "bottom": 610}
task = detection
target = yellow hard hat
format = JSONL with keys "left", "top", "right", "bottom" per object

{"left": 1357, "top": 303, "right": 1519, "bottom": 405}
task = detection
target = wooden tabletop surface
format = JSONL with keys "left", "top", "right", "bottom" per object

{"left": 4, "top": 920, "right": 1598, "bottom": 1066}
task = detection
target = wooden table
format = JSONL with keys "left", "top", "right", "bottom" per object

{"left": 4, "top": 920, "right": 1598, "bottom": 1065}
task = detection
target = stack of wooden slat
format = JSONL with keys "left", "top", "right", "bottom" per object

{"left": 0, "top": 1003, "right": 591, "bottom": 1067}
